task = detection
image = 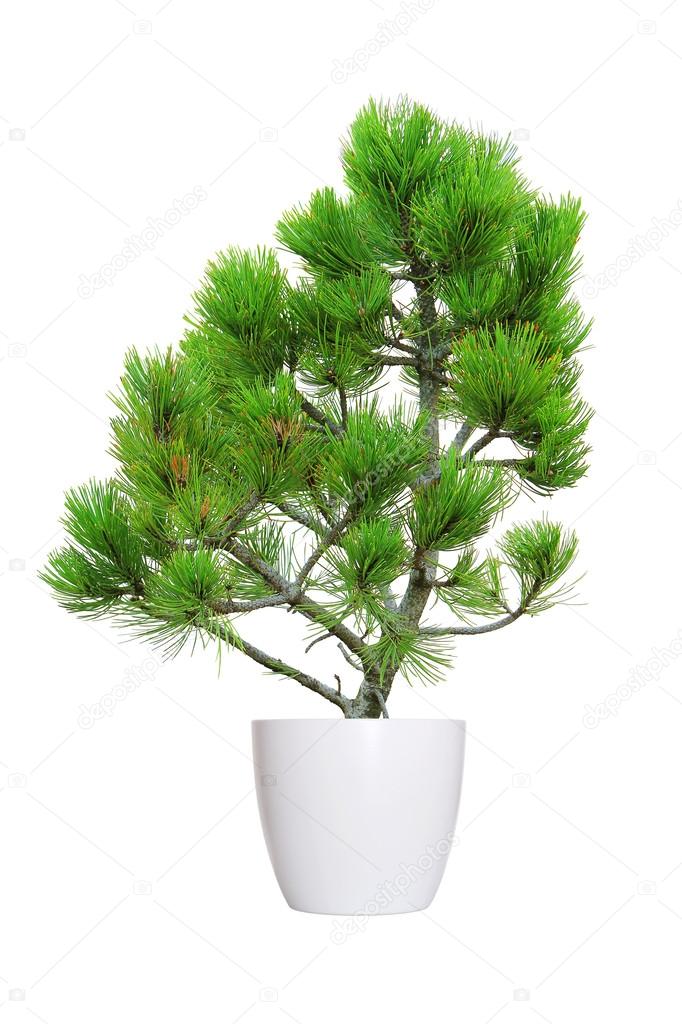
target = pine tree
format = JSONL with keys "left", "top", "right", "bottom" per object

{"left": 42, "top": 98, "right": 591, "bottom": 719}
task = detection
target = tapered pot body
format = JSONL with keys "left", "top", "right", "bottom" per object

{"left": 252, "top": 718, "right": 465, "bottom": 915}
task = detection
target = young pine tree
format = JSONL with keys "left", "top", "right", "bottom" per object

{"left": 43, "top": 98, "right": 591, "bottom": 719}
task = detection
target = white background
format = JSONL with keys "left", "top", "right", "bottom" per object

{"left": 2, "top": 0, "right": 682, "bottom": 1020}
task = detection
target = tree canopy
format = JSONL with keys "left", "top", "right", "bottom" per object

{"left": 42, "top": 98, "right": 591, "bottom": 718}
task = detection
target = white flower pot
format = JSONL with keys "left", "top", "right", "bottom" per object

{"left": 252, "top": 718, "right": 465, "bottom": 915}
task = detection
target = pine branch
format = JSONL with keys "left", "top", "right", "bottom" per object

{"left": 225, "top": 536, "right": 299, "bottom": 597}
{"left": 224, "top": 535, "right": 371, "bottom": 668}
{"left": 175, "top": 492, "right": 262, "bottom": 554}
{"left": 295, "top": 505, "right": 355, "bottom": 586}
{"left": 385, "top": 336, "right": 417, "bottom": 355}
{"left": 423, "top": 571, "right": 556, "bottom": 636}
{"left": 420, "top": 606, "right": 525, "bottom": 637}
{"left": 299, "top": 394, "right": 342, "bottom": 436}
{"left": 338, "top": 382, "right": 348, "bottom": 431}
{"left": 214, "top": 492, "right": 262, "bottom": 541}
{"left": 386, "top": 304, "right": 417, "bottom": 354}
{"left": 477, "top": 458, "right": 525, "bottom": 469}
{"left": 210, "top": 594, "right": 290, "bottom": 614}
{"left": 442, "top": 428, "right": 523, "bottom": 472}
{"left": 304, "top": 632, "right": 335, "bottom": 653}
{"left": 379, "top": 354, "right": 451, "bottom": 386}
{"left": 464, "top": 428, "right": 499, "bottom": 458}
{"left": 380, "top": 354, "right": 417, "bottom": 368}
{"left": 275, "top": 502, "right": 324, "bottom": 536}
{"left": 214, "top": 625, "right": 350, "bottom": 713}
{"left": 451, "top": 422, "right": 475, "bottom": 454}
{"left": 338, "top": 642, "right": 363, "bottom": 671}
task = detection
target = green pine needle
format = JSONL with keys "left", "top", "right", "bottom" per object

{"left": 499, "top": 517, "right": 580, "bottom": 613}
{"left": 409, "top": 449, "right": 511, "bottom": 551}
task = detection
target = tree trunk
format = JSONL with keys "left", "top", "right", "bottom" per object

{"left": 345, "top": 666, "right": 396, "bottom": 718}
{"left": 345, "top": 248, "right": 442, "bottom": 719}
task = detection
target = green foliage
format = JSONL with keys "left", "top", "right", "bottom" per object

{"left": 434, "top": 549, "right": 507, "bottom": 621}
{"left": 227, "top": 374, "right": 323, "bottom": 498}
{"left": 166, "top": 474, "right": 252, "bottom": 542}
{"left": 276, "top": 188, "right": 378, "bottom": 277}
{"left": 513, "top": 196, "right": 586, "bottom": 318}
{"left": 316, "top": 268, "right": 392, "bottom": 329}
{"left": 341, "top": 97, "right": 456, "bottom": 254}
{"left": 515, "top": 391, "right": 592, "bottom": 492}
{"left": 43, "top": 97, "right": 592, "bottom": 711}
{"left": 409, "top": 450, "right": 510, "bottom": 551}
{"left": 319, "top": 401, "right": 429, "bottom": 514}
{"left": 112, "top": 346, "right": 211, "bottom": 440}
{"left": 323, "top": 519, "right": 409, "bottom": 627}
{"left": 373, "top": 622, "right": 454, "bottom": 686}
{"left": 226, "top": 523, "right": 294, "bottom": 601}
{"left": 184, "top": 247, "right": 289, "bottom": 385}
{"left": 110, "top": 347, "right": 251, "bottom": 535}
{"left": 343, "top": 98, "right": 452, "bottom": 205}
{"left": 444, "top": 321, "right": 565, "bottom": 434}
{"left": 436, "top": 192, "right": 589, "bottom": 363}
{"left": 296, "top": 326, "right": 381, "bottom": 399}
{"left": 413, "top": 134, "right": 532, "bottom": 270}
{"left": 40, "top": 480, "right": 147, "bottom": 616}
{"left": 499, "top": 518, "right": 579, "bottom": 613}
{"left": 131, "top": 548, "right": 239, "bottom": 658}
{"left": 288, "top": 272, "right": 390, "bottom": 394}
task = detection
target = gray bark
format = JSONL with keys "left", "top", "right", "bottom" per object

{"left": 345, "top": 263, "right": 442, "bottom": 719}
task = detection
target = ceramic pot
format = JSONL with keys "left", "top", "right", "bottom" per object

{"left": 252, "top": 718, "right": 465, "bottom": 915}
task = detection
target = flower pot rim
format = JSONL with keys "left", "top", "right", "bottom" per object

{"left": 252, "top": 717, "right": 466, "bottom": 725}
